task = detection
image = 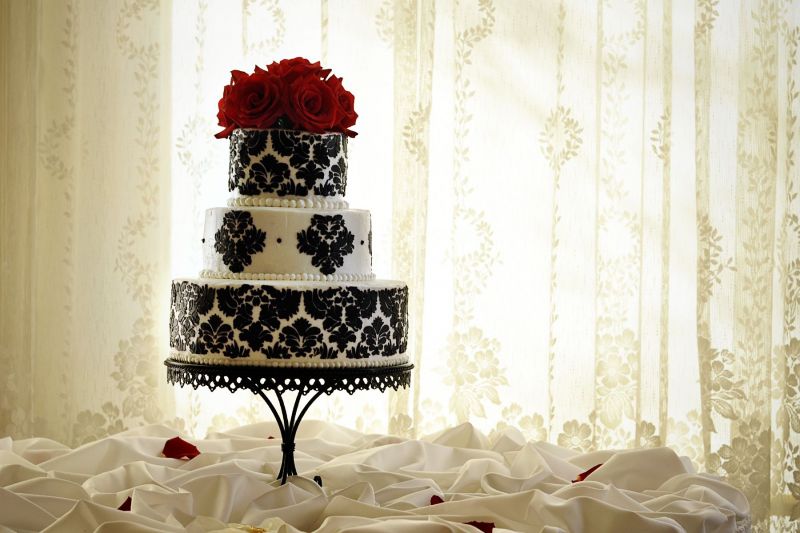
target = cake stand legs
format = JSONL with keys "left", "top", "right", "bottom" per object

{"left": 250, "top": 381, "right": 326, "bottom": 485}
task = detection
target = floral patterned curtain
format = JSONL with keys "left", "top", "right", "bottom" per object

{"left": 1, "top": 0, "right": 177, "bottom": 441}
{"left": 2, "top": 0, "right": 800, "bottom": 529}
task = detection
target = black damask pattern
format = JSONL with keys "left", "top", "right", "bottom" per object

{"left": 240, "top": 321, "right": 272, "bottom": 351}
{"left": 216, "top": 284, "right": 302, "bottom": 340}
{"left": 251, "top": 155, "right": 291, "bottom": 195}
{"left": 228, "top": 137, "right": 244, "bottom": 192}
{"left": 346, "top": 343, "right": 371, "bottom": 360}
{"left": 296, "top": 214, "right": 355, "bottom": 275}
{"left": 243, "top": 129, "right": 269, "bottom": 158}
{"left": 170, "top": 282, "right": 216, "bottom": 352}
{"left": 264, "top": 344, "right": 290, "bottom": 360}
{"left": 315, "top": 345, "right": 340, "bottom": 360}
{"left": 224, "top": 342, "right": 250, "bottom": 359}
{"left": 197, "top": 315, "right": 233, "bottom": 353}
{"left": 363, "top": 316, "right": 392, "bottom": 356}
{"left": 345, "top": 288, "right": 378, "bottom": 329}
{"left": 379, "top": 287, "right": 409, "bottom": 353}
{"left": 321, "top": 156, "right": 347, "bottom": 197}
{"left": 279, "top": 318, "right": 322, "bottom": 357}
{"left": 169, "top": 282, "right": 408, "bottom": 361}
{"left": 228, "top": 129, "right": 348, "bottom": 198}
{"left": 214, "top": 211, "right": 266, "bottom": 273}
{"left": 329, "top": 324, "right": 357, "bottom": 351}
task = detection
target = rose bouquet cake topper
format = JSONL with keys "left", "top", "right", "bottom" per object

{"left": 215, "top": 57, "right": 358, "bottom": 139}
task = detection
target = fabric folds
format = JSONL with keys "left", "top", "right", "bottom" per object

{"left": 0, "top": 421, "right": 749, "bottom": 532}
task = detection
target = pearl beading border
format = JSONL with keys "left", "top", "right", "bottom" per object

{"left": 168, "top": 349, "right": 408, "bottom": 368}
{"left": 227, "top": 197, "right": 349, "bottom": 209}
{"left": 200, "top": 270, "right": 376, "bottom": 282}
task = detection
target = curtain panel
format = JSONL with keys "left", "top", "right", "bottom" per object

{"left": 2, "top": 0, "right": 799, "bottom": 529}
{"left": 0, "top": 0, "right": 176, "bottom": 441}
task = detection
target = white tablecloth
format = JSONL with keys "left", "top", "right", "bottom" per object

{"left": 0, "top": 420, "right": 750, "bottom": 532}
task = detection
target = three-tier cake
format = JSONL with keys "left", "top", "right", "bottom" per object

{"left": 168, "top": 59, "right": 408, "bottom": 368}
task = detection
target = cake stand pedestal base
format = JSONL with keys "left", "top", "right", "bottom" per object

{"left": 165, "top": 359, "right": 413, "bottom": 485}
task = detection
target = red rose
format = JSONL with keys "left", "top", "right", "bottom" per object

{"left": 286, "top": 74, "right": 338, "bottom": 133}
{"left": 214, "top": 59, "right": 358, "bottom": 138}
{"left": 215, "top": 69, "right": 284, "bottom": 138}
{"left": 267, "top": 57, "right": 330, "bottom": 82}
{"left": 326, "top": 75, "right": 358, "bottom": 134}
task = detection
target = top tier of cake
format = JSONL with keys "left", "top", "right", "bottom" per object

{"left": 228, "top": 128, "right": 349, "bottom": 208}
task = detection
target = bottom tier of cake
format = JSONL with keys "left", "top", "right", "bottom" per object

{"left": 169, "top": 278, "right": 408, "bottom": 367}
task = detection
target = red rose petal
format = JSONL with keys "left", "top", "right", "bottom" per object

{"left": 162, "top": 436, "right": 201, "bottom": 460}
{"left": 214, "top": 124, "right": 236, "bottom": 139}
{"left": 230, "top": 69, "right": 249, "bottom": 83}
{"left": 267, "top": 57, "right": 325, "bottom": 81}
{"left": 430, "top": 494, "right": 444, "bottom": 505}
{"left": 117, "top": 496, "right": 132, "bottom": 511}
{"left": 572, "top": 463, "right": 603, "bottom": 483}
{"left": 464, "top": 521, "right": 494, "bottom": 532}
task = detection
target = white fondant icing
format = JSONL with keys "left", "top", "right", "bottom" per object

{"left": 203, "top": 206, "right": 373, "bottom": 277}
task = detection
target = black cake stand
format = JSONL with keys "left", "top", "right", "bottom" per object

{"left": 165, "top": 359, "right": 413, "bottom": 484}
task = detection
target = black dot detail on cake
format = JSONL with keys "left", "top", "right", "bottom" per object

{"left": 201, "top": 238, "right": 205, "bottom": 243}
{"left": 277, "top": 238, "right": 282, "bottom": 244}
{"left": 296, "top": 214, "right": 355, "bottom": 275}
{"left": 214, "top": 211, "right": 266, "bottom": 273}
{"left": 360, "top": 240, "right": 364, "bottom": 245}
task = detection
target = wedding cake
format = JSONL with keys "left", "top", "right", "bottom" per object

{"left": 168, "top": 58, "right": 408, "bottom": 368}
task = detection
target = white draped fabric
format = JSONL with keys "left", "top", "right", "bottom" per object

{"left": 0, "top": 421, "right": 750, "bottom": 532}
{"left": 2, "top": 0, "right": 800, "bottom": 530}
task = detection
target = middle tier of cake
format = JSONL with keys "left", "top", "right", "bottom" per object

{"left": 202, "top": 206, "right": 373, "bottom": 280}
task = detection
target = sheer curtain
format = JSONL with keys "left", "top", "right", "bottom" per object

{"left": 2, "top": 0, "right": 799, "bottom": 529}
{"left": 1, "top": 0, "right": 176, "bottom": 442}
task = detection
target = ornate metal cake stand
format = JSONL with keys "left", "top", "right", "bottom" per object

{"left": 165, "top": 359, "right": 412, "bottom": 484}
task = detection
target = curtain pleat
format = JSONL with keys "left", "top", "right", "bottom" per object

{"left": 387, "top": 0, "right": 435, "bottom": 436}
{"left": 0, "top": 0, "right": 37, "bottom": 439}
